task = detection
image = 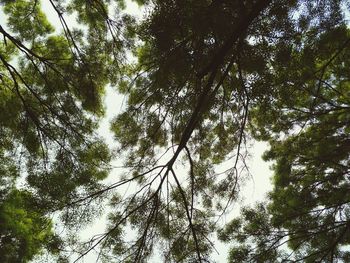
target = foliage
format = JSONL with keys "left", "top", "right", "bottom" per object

{"left": 1, "top": 0, "right": 350, "bottom": 262}
{"left": 106, "top": 0, "right": 350, "bottom": 262}
{"left": 0, "top": 0, "right": 121, "bottom": 260}
{"left": 220, "top": 5, "right": 350, "bottom": 263}
{"left": 0, "top": 189, "right": 62, "bottom": 263}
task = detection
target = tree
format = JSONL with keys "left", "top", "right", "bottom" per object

{"left": 219, "top": 20, "right": 350, "bottom": 262}
{"left": 1, "top": 0, "right": 350, "bottom": 262}
{"left": 0, "top": 0, "right": 121, "bottom": 260}
{"left": 107, "top": 0, "right": 350, "bottom": 262}
{"left": 0, "top": 189, "right": 62, "bottom": 262}
{"left": 103, "top": 0, "right": 350, "bottom": 261}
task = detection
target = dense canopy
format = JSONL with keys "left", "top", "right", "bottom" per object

{"left": 1, "top": 0, "right": 350, "bottom": 262}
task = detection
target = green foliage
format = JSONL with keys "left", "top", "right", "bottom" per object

{"left": 1, "top": 0, "right": 350, "bottom": 262}
{"left": 0, "top": 0, "right": 118, "bottom": 260}
{"left": 221, "top": 4, "right": 350, "bottom": 261}
{"left": 104, "top": 0, "right": 350, "bottom": 262}
{"left": 3, "top": 0, "right": 54, "bottom": 41}
{"left": 0, "top": 189, "right": 61, "bottom": 263}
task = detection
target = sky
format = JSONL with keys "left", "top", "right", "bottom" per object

{"left": 0, "top": 1, "right": 273, "bottom": 262}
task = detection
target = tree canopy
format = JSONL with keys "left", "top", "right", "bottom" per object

{"left": 1, "top": 0, "right": 350, "bottom": 262}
